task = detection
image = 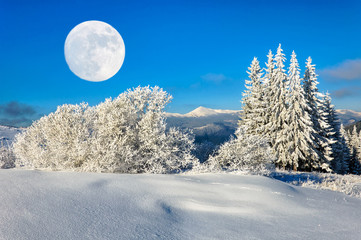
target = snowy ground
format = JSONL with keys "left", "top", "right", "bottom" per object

{"left": 1, "top": 170, "right": 361, "bottom": 240}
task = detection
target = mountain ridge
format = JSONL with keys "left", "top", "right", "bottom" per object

{"left": 166, "top": 107, "right": 361, "bottom": 145}
{"left": 166, "top": 106, "right": 240, "bottom": 118}
{"left": 167, "top": 107, "right": 361, "bottom": 125}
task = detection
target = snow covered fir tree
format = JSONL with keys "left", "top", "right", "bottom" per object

{"left": 344, "top": 125, "right": 361, "bottom": 174}
{"left": 237, "top": 44, "right": 360, "bottom": 174}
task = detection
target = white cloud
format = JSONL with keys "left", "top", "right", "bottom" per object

{"left": 319, "top": 59, "right": 361, "bottom": 81}
{"left": 201, "top": 73, "right": 228, "bottom": 84}
{"left": 331, "top": 87, "right": 361, "bottom": 99}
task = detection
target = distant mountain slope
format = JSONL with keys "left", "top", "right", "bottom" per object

{"left": 166, "top": 107, "right": 361, "bottom": 145}
{"left": 166, "top": 107, "right": 241, "bottom": 144}
{"left": 335, "top": 109, "right": 361, "bottom": 126}
{"left": 345, "top": 120, "right": 361, "bottom": 134}
{"left": 0, "top": 126, "right": 22, "bottom": 144}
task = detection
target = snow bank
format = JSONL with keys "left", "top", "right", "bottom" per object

{"left": 0, "top": 170, "right": 360, "bottom": 240}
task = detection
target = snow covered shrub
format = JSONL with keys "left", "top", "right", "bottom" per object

{"left": 13, "top": 86, "right": 198, "bottom": 173}
{"left": 13, "top": 103, "right": 94, "bottom": 170}
{"left": 0, "top": 140, "right": 16, "bottom": 169}
{"left": 301, "top": 174, "right": 361, "bottom": 198}
{"left": 206, "top": 127, "right": 275, "bottom": 174}
{"left": 89, "top": 86, "right": 197, "bottom": 173}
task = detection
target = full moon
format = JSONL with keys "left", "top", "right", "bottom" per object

{"left": 64, "top": 20, "right": 125, "bottom": 82}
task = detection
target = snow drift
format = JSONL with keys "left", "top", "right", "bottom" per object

{"left": 1, "top": 169, "right": 360, "bottom": 240}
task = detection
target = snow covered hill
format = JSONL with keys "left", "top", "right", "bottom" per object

{"left": 1, "top": 169, "right": 360, "bottom": 240}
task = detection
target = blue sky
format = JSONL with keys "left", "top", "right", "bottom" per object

{"left": 1, "top": 0, "right": 361, "bottom": 126}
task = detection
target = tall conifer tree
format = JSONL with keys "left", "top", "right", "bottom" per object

{"left": 302, "top": 57, "right": 330, "bottom": 171}
{"left": 348, "top": 126, "right": 361, "bottom": 174}
{"left": 338, "top": 124, "right": 351, "bottom": 174}
{"left": 286, "top": 51, "right": 319, "bottom": 171}
{"left": 262, "top": 50, "right": 275, "bottom": 140}
{"left": 266, "top": 44, "right": 289, "bottom": 168}
{"left": 319, "top": 93, "right": 350, "bottom": 173}
{"left": 240, "top": 58, "right": 266, "bottom": 136}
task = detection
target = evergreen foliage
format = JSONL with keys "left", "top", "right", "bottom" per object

{"left": 265, "top": 44, "right": 290, "bottom": 169}
{"left": 339, "top": 125, "right": 352, "bottom": 174}
{"left": 238, "top": 45, "right": 355, "bottom": 174}
{"left": 320, "top": 93, "right": 349, "bottom": 174}
{"left": 302, "top": 57, "right": 331, "bottom": 171}
{"left": 347, "top": 126, "right": 361, "bottom": 174}
{"left": 286, "top": 51, "right": 320, "bottom": 171}
{"left": 240, "top": 57, "right": 266, "bottom": 136}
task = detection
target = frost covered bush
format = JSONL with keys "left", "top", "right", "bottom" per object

{"left": 205, "top": 127, "right": 275, "bottom": 174}
{"left": 0, "top": 140, "right": 16, "bottom": 169}
{"left": 88, "top": 86, "right": 197, "bottom": 173}
{"left": 271, "top": 171, "right": 361, "bottom": 198}
{"left": 13, "top": 103, "right": 94, "bottom": 170}
{"left": 301, "top": 174, "right": 361, "bottom": 198}
{"left": 13, "top": 86, "right": 198, "bottom": 173}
